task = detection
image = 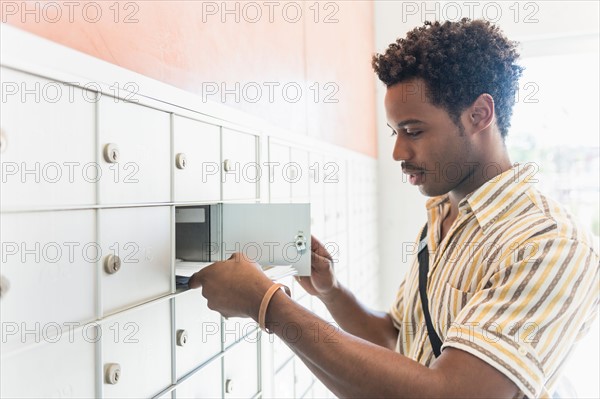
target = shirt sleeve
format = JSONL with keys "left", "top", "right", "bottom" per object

{"left": 389, "top": 278, "right": 407, "bottom": 331}
{"left": 441, "top": 237, "right": 600, "bottom": 398}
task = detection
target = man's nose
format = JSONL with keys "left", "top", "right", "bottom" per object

{"left": 392, "top": 135, "right": 413, "bottom": 162}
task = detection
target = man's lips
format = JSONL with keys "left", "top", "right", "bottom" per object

{"left": 401, "top": 169, "right": 425, "bottom": 175}
{"left": 402, "top": 169, "right": 425, "bottom": 185}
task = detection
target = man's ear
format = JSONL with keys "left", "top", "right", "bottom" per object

{"left": 466, "top": 93, "right": 495, "bottom": 133}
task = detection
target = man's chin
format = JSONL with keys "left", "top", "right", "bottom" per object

{"left": 418, "top": 184, "right": 449, "bottom": 198}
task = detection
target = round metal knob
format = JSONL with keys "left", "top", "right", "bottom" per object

{"left": 225, "top": 378, "right": 234, "bottom": 394}
{"left": 176, "top": 329, "right": 188, "bottom": 347}
{"left": 175, "top": 153, "right": 187, "bottom": 170}
{"left": 103, "top": 143, "right": 120, "bottom": 163}
{"left": 104, "top": 254, "right": 121, "bottom": 274}
{"left": 0, "top": 129, "right": 7, "bottom": 153}
{"left": 104, "top": 363, "right": 121, "bottom": 385}
{"left": 0, "top": 275, "right": 9, "bottom": 299}
{"left": 223, "top": 159, "right": 232, "bottom": 172}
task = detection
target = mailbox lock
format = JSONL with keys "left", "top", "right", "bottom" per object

{"left": 0, "top": 275, "right": 9, "bottom": 299}
{"left": 104, "top": 254, "right": 121, "bottom": 274}
{"left": 225, "top": 378, "right": 234, "bottom": 394}
{"left": 176, "top": 329, "right": 188, "bottom": 346}
{"left": 103, "top": 143, "right": 120, "bottom": 163}
{"left": 175, "top": 153, "right": 187, "bottom": 170}
{"left": 0, "top": 129, "right": 6, "bottom": 153}
{"left": 295, "top": 232, "right": 307, "bottom": 253}
{"left": 104, "top": 363, "right": 121, "bottom": 385}
{"left": 223, "top": 159, "right": 232, "bottom": 172}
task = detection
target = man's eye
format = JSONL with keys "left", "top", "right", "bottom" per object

{"left": 389, "top": 129, "right": 422, "bottom": 137}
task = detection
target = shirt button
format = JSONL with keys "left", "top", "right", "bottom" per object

{"left": 518, "top": 346, "right": 528, "bottom": 356}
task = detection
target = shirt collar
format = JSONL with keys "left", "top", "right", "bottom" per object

{"left": 425, "top": 194, "right": 449, "bottom": 211}
{"left": 423, "top": 163, "right": 534, "bottom": 234}
{"left": 462, "top": 163, "right": 534, "bottom": 233}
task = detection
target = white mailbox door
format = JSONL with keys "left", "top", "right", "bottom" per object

{"left": 101, "top": 301, "right": 171, "bottom": 398}
{"left": 1, "top": 328, "right": 96, "bottom": 398}
{"left": 99, "top": 206, "right": 171, "bottom": 315}
{"left": 0, "top": 68, "right": 96, "bottom": 210}
{"left": 97, "top": 97, "right": 170, "bottom": 205}
{"left": 221, "top": 129, "right": 258, "bottom": 201}
{"left": 173, "top": 116, "right": 221, "bottom": 202}
{"left": 0, "top": 210, "right": 96, "bottom": 352}
{"left": 219, "top": 203, "right": 311, "bottom": 275}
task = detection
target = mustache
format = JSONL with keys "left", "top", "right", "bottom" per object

{"left": 400, "top": 162, "right": 425, "bottom": 172}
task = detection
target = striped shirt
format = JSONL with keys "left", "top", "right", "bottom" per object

{"left": 390, "top": 163, "right": 600, "bottom": 398}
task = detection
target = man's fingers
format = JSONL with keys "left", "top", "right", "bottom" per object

{"left": 187, "top": 260, "right": 222, "bottom": 289}
{"left": 188, "top": 271, "right": 203, "bottom": 289}
{"left": 311, "top": 235, "right": 327, "bottom": 253}
{"left": 311, "top": 250, "right": 332, "bottom": 271}
{"left": 311, "top": 235, "right": 333, "bottom": 261}
{"left": 228, "top": 252, "right": 243, "bottom": 262}
{"left": 189, "top": 263, "right": 213, "bottom": 287}
{"left": 227, "top": 252, "right": 248, "bottom": 264}
{"left": 311, "top": 235, "right": 322, "bottom": 249}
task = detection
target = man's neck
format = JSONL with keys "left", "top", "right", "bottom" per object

{"left": 446, "top": 156, "right": 513, "bottom": 227}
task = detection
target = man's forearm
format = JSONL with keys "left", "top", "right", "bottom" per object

{"left": 317, "top": 283, "right": 398, "bottom": 350}
{"left": 285, "top": 340, "right": 347, "bottom": 398}
{"left": 263, "top": 289, "right": 441, "bottom": 398}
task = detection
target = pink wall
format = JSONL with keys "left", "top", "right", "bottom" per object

{"left": 3, "top": 1, "right": 377, "bottom": 157}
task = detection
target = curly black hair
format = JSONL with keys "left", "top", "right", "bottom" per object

{"left": 372, "top": 18, "right": 523, "bottom": 138}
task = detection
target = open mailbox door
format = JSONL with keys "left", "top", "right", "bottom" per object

{"left": 175, "top": 203, "right": 311, "bottom": 286}
{"left": 219, "top": 203, "right": 311, "bottom": 274}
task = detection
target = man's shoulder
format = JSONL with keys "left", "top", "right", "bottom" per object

{"left": 519, "top": 186, "right": 599, "bottom": 254}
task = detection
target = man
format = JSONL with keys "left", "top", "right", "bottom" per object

{"left": 189, "top": 19, "right": 599, "bottom": 398}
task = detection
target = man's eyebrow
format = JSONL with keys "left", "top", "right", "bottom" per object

{"left": 387, "top": 120, "right": 425, "bottom": 130}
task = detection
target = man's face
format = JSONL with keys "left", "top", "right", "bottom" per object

{"left": 384, "top": 79, "right": 475, "bottom": 197}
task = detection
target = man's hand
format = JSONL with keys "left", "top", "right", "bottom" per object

{"left": 187, "top": 252, "right": 274, "bottom": 319}
{"left": 295, "top": 236, "right": 339, "bottom": 300}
